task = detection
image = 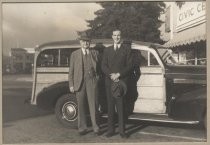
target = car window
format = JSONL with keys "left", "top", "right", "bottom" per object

{"left": 150, "top": 52, "right": 159, "bottom": 66}
{"left": 60, "top": 49, "right": 76, "bottom": 67}
{"left": 132, "top": 49, "right": 160, "bottom": 67}
{"left": 139, "top": 50, "right": 148, "bottom": 66}
{"left": 37, "top": 49, "right": 58, "bottom": 67}
{"left": 37, "top": 48, "right": 79, "bottom": 67}
{"left": 158, "top": 48, "right": 178, "bottom": 65}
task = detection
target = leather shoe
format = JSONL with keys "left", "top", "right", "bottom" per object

{"left": 94, "top": 130, "right": 103, "bottom": 136}
{"left": 79, "top": 130, "right": 87, "bottom": 136}
{"left": 120, "top": 133, "right": 128, "bottom": 138}
{"left": 105, "top": 132, "right": 115, "bottom": 138}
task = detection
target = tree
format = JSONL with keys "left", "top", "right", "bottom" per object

{"left": 85, "top": 2, "right": 165, "bottom": 44}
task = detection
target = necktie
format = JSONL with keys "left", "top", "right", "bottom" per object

{"left": 84, "top": 49, "right": 88, "bottom": 55}
{"left": 86, "top": 49, "right": 89, "bottom": 55}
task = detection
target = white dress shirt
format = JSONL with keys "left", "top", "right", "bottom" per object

{"left": 114, "top": 43, "right": 121, "bottom": 50}
{"left": 81, "top": 48, "right": 89, "bottom": 55}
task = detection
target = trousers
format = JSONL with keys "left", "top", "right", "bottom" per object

{"left": 76, "top": 77, "right": 99, "bottom": 132}
{"left": 106, "top": 79, "right": 125, "bottom": 134}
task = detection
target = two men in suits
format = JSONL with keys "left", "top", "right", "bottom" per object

{"left": 101, "top": 29, "right": 133, "bottom": 138}
{"left": 69, "top": 32, "right": 101, "bottom": 135}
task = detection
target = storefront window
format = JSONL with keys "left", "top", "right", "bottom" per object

{"left": 197, "top": 43, "right": 206, "bottom": 65}
{"left": 185, "top": 48, "right": 195, "bottom": 65}
{"left": 173, "top": 41, "right": 206, "bottom": 66}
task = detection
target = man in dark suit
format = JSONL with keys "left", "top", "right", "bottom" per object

{"left": 101, "top": 29, "right": 133, "bottom": 138}
{"left": 69, "top": 32, "right": 101, "bottom": 136}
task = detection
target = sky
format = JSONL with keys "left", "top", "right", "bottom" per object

{"left": 2, "top": 3, "right": 102, "bottom": 56}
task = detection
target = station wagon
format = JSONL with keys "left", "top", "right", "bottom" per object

{"left": 30, "top": 39, "right": 207, "bottom": 129}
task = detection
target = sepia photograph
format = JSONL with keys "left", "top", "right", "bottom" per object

{"left": 1, "top": 0, "right": 207, "bottom": 144}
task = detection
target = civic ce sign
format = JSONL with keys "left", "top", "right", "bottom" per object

{"left": 176, "top": 1, "right": 206, "bottom": 32}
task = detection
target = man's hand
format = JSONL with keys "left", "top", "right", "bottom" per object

{"left": 110, "top": 73, "right": 120, "bottom": 82}
{"left": 70, "top": 87, "right": 75, "bottom": 93}
{"left": 110, "top": 73, "right": 115, "bottom": 80}
{"left": 115, "top": 73, "right": 120, "bottom": 79}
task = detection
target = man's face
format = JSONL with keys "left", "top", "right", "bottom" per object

{"left": 80, "top": 40, "right": 90, "bottom": 49}
{"left": 112, "top": 30, "right": 121, "bottom": 44}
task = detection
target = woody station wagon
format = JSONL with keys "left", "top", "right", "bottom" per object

{"left": 30, "top": 39, "right": 207, "bottom": 129}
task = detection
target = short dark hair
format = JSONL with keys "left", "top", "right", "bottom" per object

{"left": 112, "top": 29, "right": 121, "bottom": 36}
{"left": 113, "top": 29, "right": 121, "bottom": 33}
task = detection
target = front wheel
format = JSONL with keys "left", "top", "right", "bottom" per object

{"left": 55, "top": 93, "right": 78, "bottom": 128}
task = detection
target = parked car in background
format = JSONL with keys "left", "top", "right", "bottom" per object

{"left": 30, "top": 39, "right": 207, "bottom": 129}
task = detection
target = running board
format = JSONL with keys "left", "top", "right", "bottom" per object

{"left": 102, "top": 113, "right": 199, "bottom": 124}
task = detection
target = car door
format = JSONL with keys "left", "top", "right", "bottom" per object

{"left": 132, "top": 45, "right": 166, "bottom": 114}
{"left": 31, "top": 48, "right": 76, "bottom": 105}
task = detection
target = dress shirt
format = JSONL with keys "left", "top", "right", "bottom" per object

{"left": 81, "top": 48, "right": 89, "bottom": 55}
{"left": 114, "top": 43, "right": 121, "bottom": 50}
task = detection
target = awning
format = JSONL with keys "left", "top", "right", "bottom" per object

{"left": 164, "top": 23, "right": 206, "bottom": 48}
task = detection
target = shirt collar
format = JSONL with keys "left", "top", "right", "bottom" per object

{"left": 81, "top": 48, "right": 89, "bottom": 55}
{"left": 114, "top": 43, "right": 121, "bottom": 49}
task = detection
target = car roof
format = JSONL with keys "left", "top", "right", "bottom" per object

{"left": 36, "top": 39, "right": 164, "bottom": 51}
{"left": 36, "top": 39, "right": 112, "bottom": 51}
{"left": 132, "top": 40, "right": 163, "bottom": 48}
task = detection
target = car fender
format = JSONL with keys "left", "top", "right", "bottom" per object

{"left": 171, "top": 87, "right": 206, "bottom": 121}
{"left": 36, "top": 81, "right": 71, "bottom": 110}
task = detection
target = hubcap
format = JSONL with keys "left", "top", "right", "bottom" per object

{"left": 62, "top": 101, "right": 77, "bottom": 121}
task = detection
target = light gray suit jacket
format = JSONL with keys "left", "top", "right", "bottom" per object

{"left": 69, "top": 48, "right": 99, "bottom": 91}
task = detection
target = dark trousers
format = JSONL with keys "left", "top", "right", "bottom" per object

{"left": 106, "top": 79, "right": 125, "bottom": 134}
{"left": 76, "top": 78, "right": 99, "bottom": 132}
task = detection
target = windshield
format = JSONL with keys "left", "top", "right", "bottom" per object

{"left": 157, "top": 48, "right": 178, "bottom": 65}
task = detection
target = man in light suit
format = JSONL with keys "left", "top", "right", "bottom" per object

{"left": 69, "top": 32, "right": 101, "bottom": 136}
{"left": 101, "top": 29, "right": 133, "bottom": 138}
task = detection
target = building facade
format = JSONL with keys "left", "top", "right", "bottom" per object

{"left": 160, "top": 1, "right": 206, "bottom": 65}
{"left": 10, "top": 48, "right": 35, "bottom": 73}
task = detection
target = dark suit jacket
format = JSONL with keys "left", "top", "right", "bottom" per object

{"left": 69, "top": 48, "right": 99, "bottom": 91}
{"left": 101, "top": 43, "right": 133, "bottom": 82}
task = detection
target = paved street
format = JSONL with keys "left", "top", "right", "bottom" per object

{"left": 2, "top": 74, "right": 207, "bottom": 144}
{"left": 2, "top": 74, "right": 52, "bottom": 122}
{"left": 3, "top": 114, "right": 206, "bottom": 143}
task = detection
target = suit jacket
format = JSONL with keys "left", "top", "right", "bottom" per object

{"left": 101, "top": 43, "right": 133, "bottom": 82}
{"left": 69, "top": 48, "right": 99, "bottom": 91}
